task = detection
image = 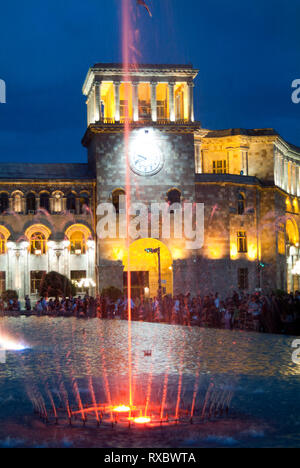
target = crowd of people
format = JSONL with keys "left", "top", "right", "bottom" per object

{"left": 1, "top": 290, "right": 299, "bottom": 336}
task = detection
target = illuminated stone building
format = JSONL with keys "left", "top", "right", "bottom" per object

{"left": 0, "top": 63, "right": 300, "bottom": 301}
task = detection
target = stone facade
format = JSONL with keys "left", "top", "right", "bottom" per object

{"left": 0, "top": 63, "right": 300, "bottom": 301}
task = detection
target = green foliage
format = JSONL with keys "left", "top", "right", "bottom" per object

{"left": 101, "top": 286, "right": 123, "bottom": 301}
{"left": 39, "top": 271, "right": 76, "bottom": 298}
{"left": 1, "top": 290, "right": 18, "bottom": 302}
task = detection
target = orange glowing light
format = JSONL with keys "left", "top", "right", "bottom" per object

{"left": 133, "top": 417, "right": 151, "bottom": 424}
{"left": 113, "top": 405, "right": 131, "bottom": 413}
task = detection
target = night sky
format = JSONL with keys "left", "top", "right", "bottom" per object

{"left": 0, "top": 0, "right": 299, "bottom": 163}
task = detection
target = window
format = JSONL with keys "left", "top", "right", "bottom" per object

{"left": 53, "top": 192, "right": 63, "bottom": 213}
{"left": 30, "top": 232, "right": 47, "bottom": 255}
{"left": 120, "top": 100, "right": 129, "bottom": 119}
{"left": 213, "top": 160, "right": 227, "bottom": 174}
{"left": 112, "top": 189, "right": 126, "bottom": 214}
{"left": 238, "top": 268, "right": 248, "bottom": 290}
{"left": 67, "top": 193, "right": 76, "bottom": 212}
{"left": 0, "top": 272, "right": 5, "bottom": 294}
{"left": 237, "top": 193, "right": 245, "bottom": 215}
{"left": 0, "top": 193, "right": 8, "bottom": 214}
{"left": 71, "top": 271, "right": 87, "bottom": 291}
{"left": 26, "top": 193, "right": 36, "bottom": 214}
{"left": 167, "top": 189, "right": 181, "bottom": 205}
{"left": 30, "top": 271, "right": 46, "bottom": 294}
{"left": 79, "top": 193, "right": 89, "bottom": 214}
{"left": 40, "top": 193, "right": 50, "bottom": 213}
{"left": 13, "top": 193, "right": 22, "bottom": 213}
{"left": 70, "top": 232, "right": 86, "bottom": 255}
{"left": 237, "top": 231, "right": 248, "bottom": 253}
{"left": 138, "top": 84, "right": 151, "bottom": 120}
{"left": 0, "top": 233, "right": 6, "bottom": 255}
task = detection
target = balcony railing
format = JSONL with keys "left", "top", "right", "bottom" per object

{"left": 94, "top": 117, "right": 192, "bottom": 125}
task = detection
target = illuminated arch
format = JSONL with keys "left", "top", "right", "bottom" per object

{"left": 122, "top": 238, "right": 173, "bottom": 298}
{"left": 0, "top": 225, "right": 11, "bottom": 255}
{"left": 25, "top": 224, "right": 51, "bottom": 255}
{"left": 286, "top": 218, "right": 299, "bottom": 246}
{"left": 0, "top": 225, "right": 11, "bottom": 240}
{"left": 65, "top": 224, "right": 92, "bottom": 240}
{"left": 65, "top": 224, "right": 92, "bottom": 255}
{"left": 25, "top": 224, "right": 51, "bottom": 241}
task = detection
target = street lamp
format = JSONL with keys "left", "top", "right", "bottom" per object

{"left": 144, "top": 247, "right": 162, "bottom": 301}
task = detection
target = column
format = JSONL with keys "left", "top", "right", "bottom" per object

{"left": 87, "top": 98, "right": 90, "bottom": 126}
{"left": 150, "top": 82, "right": 157, "bottom": 122}
{"left": 94, "top": 81, "right": 102, "bottom": 122}
{"left": 21, "top": 198, "right": 26, "bottom": 214}
{"left": 283, "top": 159, "right": 289, "bottom": 192}
{"left": 132, "top": 82, "right": 139, "bottom": 121}
{"left": 291, "top": 163, "right": 296, "bottom": 195}
{"left": 62, "top": 197, "right": 67, "bottom": 211}
{"left": 114, "top": 81, "right": 120, "bottom": 122}
{"left": 49, "top": 197, "right": 54, "bottom": 214}
{"left": 76, "top": 197, "right": 80, "bottom": 215}
{"left": 297, "top": 165, "right": 300, "bottom": 197}
{"left": 168, "top": 82, "right": 175, "bottom": 122}
{"left": 8, "top": 197, "right": 13, "bottom": 212}
{"left": 188, "top": 82, "right": 195, "bottom": 122}
{"left": 36, "top": 197, "right": 40, "bottom": 211}
{"left": 280, "top": 154, "right": 285, "bottom": 189}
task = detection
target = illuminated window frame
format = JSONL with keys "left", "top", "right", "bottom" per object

{"left": 213, "top": 160, "right": 227, "bottom": 174}
{"left": 65, "top": 224, "right": 92, "bottom": 256}
{"left": 237, "top": 231, "right": 248, "bottom": 253}
{"left": 25, "top": 225, "right": 51, "bottom": 256}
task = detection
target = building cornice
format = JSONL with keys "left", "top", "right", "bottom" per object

{"left": 82, "top": 122, "right": 201, "bottom": 147}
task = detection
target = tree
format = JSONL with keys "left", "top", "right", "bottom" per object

{"left": 1, "top": 290, "right": 18, "bottom": 303}
{"left": 39, "top": 271, "right": 76, "bottom": 298}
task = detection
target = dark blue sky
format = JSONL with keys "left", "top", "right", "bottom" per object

{"left": 0, "top": 0, "right": 299, "bottom": 163}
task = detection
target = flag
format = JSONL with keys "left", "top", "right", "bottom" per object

{"left": 137, "top": 0, "right": 152, "bottom": 17}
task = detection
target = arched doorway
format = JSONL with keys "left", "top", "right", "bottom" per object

{"left": 286, "top": 218, "right": 299, "bottom": 292}
{"left": 123, "top": 239, "right": 173, "bottom": 298}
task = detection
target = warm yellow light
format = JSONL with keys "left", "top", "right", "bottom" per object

{"left": 133, "top": 417, "right": 151, "bottom": 425}
{"left": 230, "top": 243, "right": 238, "bottom": 259}
{"left": 113, "top": 405, "right": 131, "bottom": 413}
{"left": 113, "top": 248, "right": 124, "bottom": 261}
{"left": 207, "top": 245, "right": 224, "bottom": 259}
{"left": 172, "top": 248, "right": 183, "bottom": 260}
{"left": 248, "top": 244, "right": 257, "bottom": 261}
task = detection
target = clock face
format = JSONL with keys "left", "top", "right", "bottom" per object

{"left": 130, "top": 148, "right": 163, "bottom": 176}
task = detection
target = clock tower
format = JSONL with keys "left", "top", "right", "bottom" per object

{"left": 82, "top": 64, "right": 200, "bottom": 297}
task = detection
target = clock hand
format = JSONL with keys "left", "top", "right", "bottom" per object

{"left": 137, "top": 154, "right": 147, "bottom": 161}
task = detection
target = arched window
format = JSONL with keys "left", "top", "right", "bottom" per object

{"left": 40, "top": 193, "right": 50, "bottom": 213}
{"left": 79, "top": 193, "right": 89, "bottom": 214}
{"left": 12, "top": 192, "right": 23, "bottom": 213}
{"left": 25, "top": 224, "right": 51, "bottom": 256}
{"left": 237, "top": 192, "right": 245, "bottom": 215}
{"left": 167, "top": 188, "right": 181, "bottom": 206}
{"left": 67, "top": 193, "right": 76, "bottom": 212}
{"left": 65, "top": 224, "right": 92, "bottom": 256}
{"left": 0, "top": 193, "right": 9, "bottom": 214}
{"left": 0, "top": 233, "right": 6, "bottom": 255}
{"left": 30, "top": 232, "right": 47, "bottom": 255}
{"left": 112, "top": 189, "right": 126, "bottom": 214}
{"left": 70, "top": 231, "right": 87, "bottom": 255}
{"left": 0, "top": 226, "right": 11, "bottom": 255}
{"left": 26, "top": 193, "right": 36, "bottom": 214}
{"left": 53, "top": 191, "right": 63, "bottom": 213}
